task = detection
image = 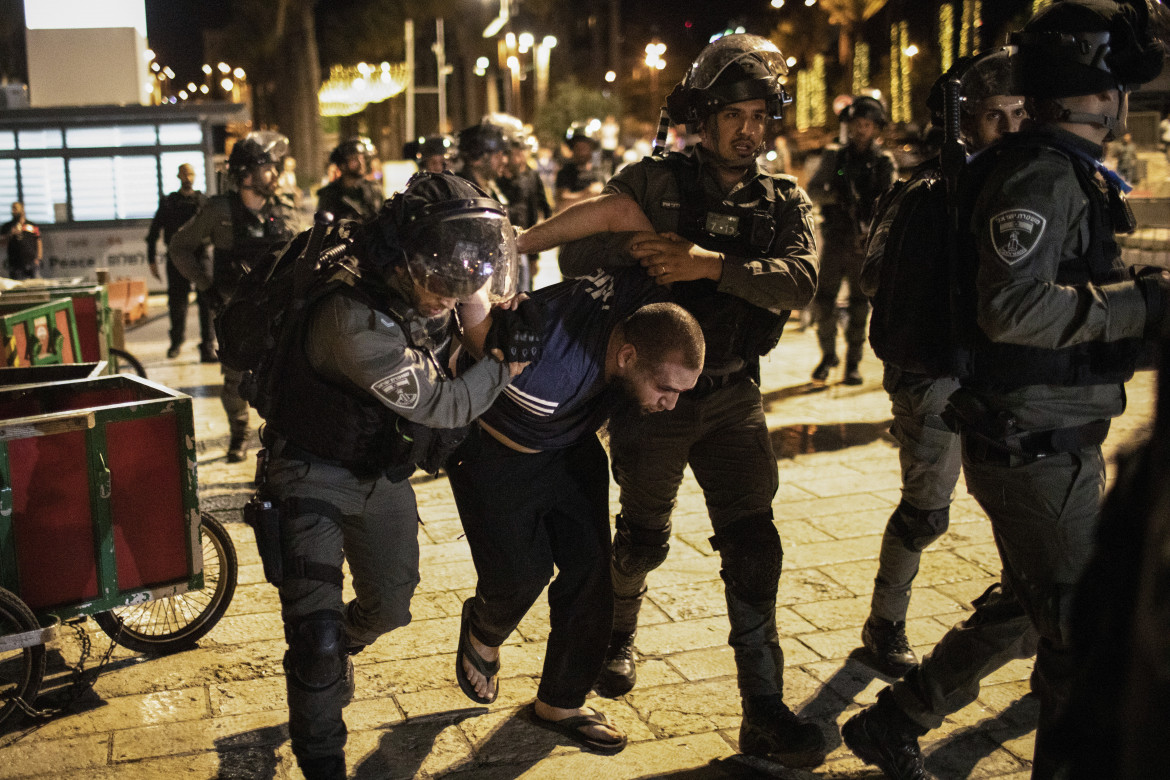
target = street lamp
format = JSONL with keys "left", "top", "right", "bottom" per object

{"left": 645, "top": 41, "right": 666, "bottom": 99}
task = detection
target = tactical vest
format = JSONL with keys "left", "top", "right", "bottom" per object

{"left": 662, "top": 153, "right": 790, "bottom": 363}
{"left": 212, "top": 193, "right": 299, "bottom": 301}
{"left": 266, "top": 275, "right": 456, "bottom": 472}
{"left": 957, "top": 135, "right": 1142, "bottom": 391}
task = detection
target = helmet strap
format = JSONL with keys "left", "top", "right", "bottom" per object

{"left": 652, "top": 107, "right": 673, "bottom": 155}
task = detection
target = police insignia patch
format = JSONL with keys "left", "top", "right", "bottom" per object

{"left": 371, "top": 368, "right": 420, "bottom": 409}
{"left": 990, "top": 209, "right": 1046, "bottom": 264}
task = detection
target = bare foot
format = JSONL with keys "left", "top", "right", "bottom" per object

{"left": 461, "top": 632, "right": 499, "bottom": 701}
{"left": 533, "top": 700, "right": 625, "bottom": 744}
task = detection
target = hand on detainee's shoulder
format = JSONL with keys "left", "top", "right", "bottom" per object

{"left": 485, "top": 294, "right": 545, "bottom": 367}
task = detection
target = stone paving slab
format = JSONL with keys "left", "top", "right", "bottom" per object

{"left": 0, "top": 295, "right": 1156, "bottom": 778}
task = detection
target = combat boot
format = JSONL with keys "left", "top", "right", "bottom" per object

{"left": 812, "top": 355, "right": 839, "bottom": 381}
{"left": 842, "top": 700, "right": 932, "bottom": 780}
{"left": 843, "top": 360, "right": 863, "bottom": 385}
{"left": 200, "top": 342, "right": 218, "bottom": 363}
{"left": 594, "top": 630, "right": 637, "bottom": 698}
{"left": 739, "top": 693, "right": 827, "bottom": 768}
{"left": 227, "top": 430, "right": 249, "bottom": 463}
{"left": 862, "top": 616, "right": 918, "bottom": 678}
{"left": 298, "top": 754, "right": 345, "bottom": 780}
{"left": 167, "top": 343, "right": 182, "bottom": 359}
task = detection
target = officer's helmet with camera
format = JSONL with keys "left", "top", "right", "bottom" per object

{"left": 330, "top": 135, "right": 377, "bottom": 168}
{"left": 665, "top": 34, "right": 792, "bottom": 133}
{"left": 362, "top": 172, "right": 519, "bottom": 302}
{"left": 227, "top": 131, "right": 288, "bottom": 185}
{"left": 1010, "top": 0, "right": 1164, "bottom": 133}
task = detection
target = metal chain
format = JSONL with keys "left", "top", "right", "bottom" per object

{"left": 1, "top": 618, "right": 122, "bottom": 747}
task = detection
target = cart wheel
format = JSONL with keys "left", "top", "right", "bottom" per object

{"left": 0, "top": 587, "right": 46, "bottom": 729}
{"left": 109, "top": 348, "right": 147, "bottom": 378}
{"left": 94, "top": 513, "right": 237, "bottom": 654}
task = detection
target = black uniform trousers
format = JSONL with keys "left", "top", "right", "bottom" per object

{"left": 165, "top": 256, "right": 214, "bottom": 350}
{"left": 811, "top": 234, "right": 869, "bottom": 364}
{"left": 608, "top": 377, "right": 784, "bottom": 698}
{"left": 447, "top": 425, "right": 614, "bottom": 709}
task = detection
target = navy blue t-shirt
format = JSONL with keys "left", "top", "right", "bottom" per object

{"left": 481, "top": 269, "right": 664, "bottom": 450}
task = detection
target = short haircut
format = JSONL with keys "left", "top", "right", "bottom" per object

{"left": 620, "top": 302, "right": 704, "bottom": 371}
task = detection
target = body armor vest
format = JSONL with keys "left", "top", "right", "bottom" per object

{"left": 958, "top": 135, "right": 1142, "bottom": 391}
{"left": 662, "top": 153, "right": 790, "bottom": 364}
{"left": 213, "top": 193, "right": 298, "bottom": 302}
{"left": 267, "top": 274, "right": 455, "bottom": 472}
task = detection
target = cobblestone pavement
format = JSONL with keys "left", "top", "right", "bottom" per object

{"left": 0, "top": 284, "right": 1155, "bottom": 780}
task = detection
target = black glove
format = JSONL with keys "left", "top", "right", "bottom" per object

{"left": 1137, "top": 269, "right": 1170, "bottom": 339}
{"left": 484, "top": 297, "right": 546, "bottom": 363}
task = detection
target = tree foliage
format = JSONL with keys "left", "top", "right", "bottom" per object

{"left": 532, "top": 78, "right": 620, "bottom": 149}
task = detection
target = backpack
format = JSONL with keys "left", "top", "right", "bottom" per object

{"left": 215, "top": 221, "right": 356, "bottom": 420}
{"left": 863, "top": 159, "right": 964, "bottom": 378}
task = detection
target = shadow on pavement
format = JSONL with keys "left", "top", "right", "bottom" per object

{"left": 797, "top": 649, "right": 894, "bottom": 755}
{"left": 357, "top": 708, "right": 518, "bottom": 780}
{"left": 770, "top": 421, "right": 895, "bottom": 460}
{"left": 924, "top": 694, "right": 1038, "bottom": 778}
{"left": 213, "top": 724, "right": 286, "bottom": 779}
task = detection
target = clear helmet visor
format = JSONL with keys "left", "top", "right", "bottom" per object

{"left": 249, "top": 130, "right": 289, "bottom": 162}
{"left": 405, "top": 210, "right": 519, "bottom": 301}
{"left": 687, "top": 34, "right": 788, "bottom": 91}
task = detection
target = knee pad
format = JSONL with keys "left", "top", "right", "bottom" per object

{"left": 612, "top": 513, "right": 671, "bottom": 579}
{"left": 284, "top": 610, "right": 347, "bottom": 691}
{"left": 712, "top": 514, "right": 783, "bottom": 603}
{"left": 888, "top": 501, "right": 950, "bottom": 553}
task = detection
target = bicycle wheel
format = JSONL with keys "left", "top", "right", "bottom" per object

{"left": 108, "top": 347, "right": 147, "bottom": 378}
{"left": 94, "top": 513, "right": 237, "bottom": 654}
{"left": 0, "top": 587, "right": 46, "bottom": 729}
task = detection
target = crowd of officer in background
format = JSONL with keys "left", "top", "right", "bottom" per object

{"left": 125, "top": 1, "right": 1170, "bottom": 778}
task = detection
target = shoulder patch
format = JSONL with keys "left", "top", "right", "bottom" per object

{"left": 989, "top": 209, "right": 1046, "bottom": 264}
{"left": 371, "top": 367, "right": 420, "bottom": 409}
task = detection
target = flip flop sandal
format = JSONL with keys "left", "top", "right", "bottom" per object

{"left": 527, "top": 703, "right": 629, "bottom": 755}
{"left": 456, "top": 598, "right": 499, "bottom": 704}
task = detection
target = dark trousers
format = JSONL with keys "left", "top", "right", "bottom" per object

{"left": 447, "top": 426, "right": 614, "bottom": 708}
{"left": 608, "top": 378, "right": 783, "bottom": 698}
{"left": 888, "top": 438, "right": 1105, "bottom": 777}
{"left": 811, "top": 239, "right": 868, "bottom": 363}
{"left": 165, "top": 256, "right": 213, "bottom": 349}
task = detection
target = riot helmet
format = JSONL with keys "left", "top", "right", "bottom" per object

{"left": 565, "top": 120, "right": 602, "bottom": 148}
{"left": 228, "top": 131, "right": 288, "bottom": 183}
{"left": 415, "top": 134, "right": 455, "bottom": 172}
{"left": 457, "top": 123, "right": 510, "bottom": 161}
{"left": 330, "top": 135, "right": 377, "bottom": 168}
{"left": 926, "top": 48, "right": 1026, "bottom": 148}
{"left": 665, "top": 34, "right": 791, "bottom": 131}
{"left": 364, "top": 172, "right": 519, "bottom": 301}
{"left": 483, "top": 113, "right": 528, "bottom": 148}
{"left": 839, "top": 95, "right": 889, "bottom": 127}
{"left": 1011, "top": 0, "right": 1163, "bottom": 98}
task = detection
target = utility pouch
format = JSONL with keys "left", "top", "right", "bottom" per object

{"left": 942, "top": 388, "right": 1018, "bottom": 439}
{"left": 243, "top": 493, "right": 284, "bottom": 585}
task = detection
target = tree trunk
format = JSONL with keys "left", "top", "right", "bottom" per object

{"left": 267, "top": 1, "right": 323, "bottom": 186}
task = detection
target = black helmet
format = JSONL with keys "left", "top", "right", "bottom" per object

{"left": 565, "top": 120, "right": 601, "bottom": 148}
{"left": 839, "top": 95, "right": 888, "bottom": 127}
{"left": 366, "top": 172, "right": 519, "bottom": 300}
{"left": 926, "top": 48, "right": 1016, "bottom": 128}
{"left": 330, "top": 135, "right": 376, "bottom": 167}
{"left": 227, "top": 131, "right": 288, "bottom": 182}
{"left": 666, "top": 33, "right": 791, "bottom": 130}
{"left": 1010, "top": 0, "right": 1164, "bottom": 98}
{"left": 416, "top": 134, "right": 455, "bottom": 162}
{"left": 483, "top": 113, "right": 527, "bottom": 147}
{"left": 457, "top": 123, "right": 510, "bottom": 161}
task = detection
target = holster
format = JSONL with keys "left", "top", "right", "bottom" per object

{"left": 243, "top": 490, "right": 284, "bottom": 585}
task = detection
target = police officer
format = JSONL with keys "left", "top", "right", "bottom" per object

{"left": 491, "top": 115, "right": 552, "bottom": 290}
{"left": 456, "top": 122, "right": 510, "bottom": 205}
{"left": 555, "top": 121, "right": 603, "bottom": 211}
{"left": 807, "top": 95, "right": 897, "bottom": 385}
{"left": 146, "top": 163, "right": 211, "bottom": 360}
{"left": 414, "top": 134, "right": 455, "bottom": 173}
{"left": 254, "top": 172, "right": 526, "bottom": 779}
{"left": 171, "top": 131, "right": 302, "bottom": 463}
{"left": 315, "top": 136, "right": 383, "bottom": 223}
{"left": 856, "top": 50, "right": 1030, "bottom": 677}
{"left": 842, "top": 3, "right": 1167, "bottom": 778}
{"left": 558, "top": 34, "right": 824, "bottom": 768}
